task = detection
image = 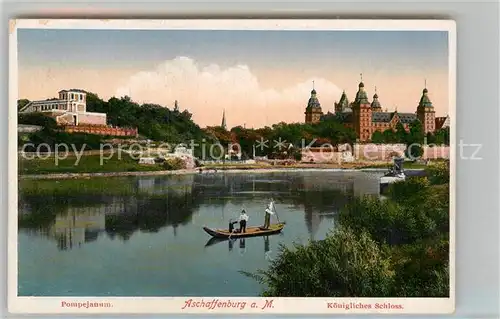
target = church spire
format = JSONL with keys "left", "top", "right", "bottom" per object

{"left": 221, "top": 109, "right": 227, "bottom": 130}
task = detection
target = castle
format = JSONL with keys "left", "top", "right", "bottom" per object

{"left": 304, "top": 79, "right": 449, "bottom": 142}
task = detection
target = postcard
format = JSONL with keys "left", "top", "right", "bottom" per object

{"left": 9, "top": 19, "right": 456, "bottom": 314}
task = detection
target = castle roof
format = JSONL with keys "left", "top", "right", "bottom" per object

{"left": 397, "top": 112, "right": 418, "bottom": 123}
{"left": 29, "top": 98, "right": 66, "bottom": 104}
{"left": 371, "top": 91, "right": 382, "bottom": 110}
{"left": 418, "top": 87, "right": 433, "bottom": 108}
{"left": 353, "top": 82, "right": 369, "bottom": 105}
{"left": 338, "top": 91, "right": 349, "bottom": 107}
{"left": 435, "top": 115, "right": 450, "bottom": 130}
{"left": 306, "top": 88, "right": 322, "bottom": 110}
{"left": 371, "top": 111, "right": 417, "bottom": 124}
{"left": 335, "top": 112, "right": 353, "bottom": 123}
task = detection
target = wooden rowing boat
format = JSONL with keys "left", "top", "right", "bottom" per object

{"left": 203, "top": 222, "right": 286, "bottom": 239}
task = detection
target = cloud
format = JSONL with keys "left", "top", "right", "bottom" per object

{"left": 115, "top": 57, "right": 343, "bottom": 128}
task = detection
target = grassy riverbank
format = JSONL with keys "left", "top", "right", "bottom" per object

{"left": 245, "top": 161, "right": 450, "bottom": 297}
{"left": 19, "top": 177, "right": 137, "bottom": 197}
{"left": 18, "top": 153, "right": 166, "bottom": 175}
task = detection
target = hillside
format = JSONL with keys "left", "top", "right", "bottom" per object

{"left": 85, "top": 93, "right": 210, "bottom": 144}
{"left": 18, "top": 94, "right": 216, "bottom": 155}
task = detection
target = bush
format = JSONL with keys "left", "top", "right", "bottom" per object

{"left": 340, "top": 177, "right": 448, "bottom": 246}
{"left": 425, "top": 161, "right": 450, "bottom": 185}
{"left": 339, "top": 196, "right": 430, "bottom": 245}
{"left": 18, "top": 112, "right": 58, "bottom": 130}
{"left": 162, "top": 157, "right": 186, "bottom": 170}
{"left": 293, "top": 151, "right": 302, "bottom": 161}
{"left": 390, "top": 236, "right": 449, "bottom": 297}
{"left": 22, "top": 127, "right": 106, "bottom": 151}
{"left": 243, "top": 226, "right": 395, "bottom": 297}
{"left": 387, "top": 177, "right": 430, "bottom": 203}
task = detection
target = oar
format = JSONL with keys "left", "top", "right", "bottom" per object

{"left": 270, "top": 198, "right": 281, "bottom": 223}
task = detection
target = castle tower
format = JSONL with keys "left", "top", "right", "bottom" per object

{"left": 370, "top": 87, "right": 382, "bottom": 112}
{"left": 304, "top": 81, "right": 323, "bottom": 124}
{"left": 221, "top": 109, "right": 227, "bottom": 130}
{"left": 334, "top": 90, "right": 350, "bottom": 113}
{"left": 351, "top": 75, "right": 372, "bottom": 141}
{"left": 416, "top": 83, "right": 436, "bottom": 134}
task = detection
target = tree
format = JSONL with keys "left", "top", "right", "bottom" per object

{"left": 405, "top": 120, "right": 425, "bottom": 159}
{"left": 17, "top": 99, "right": 30, "bottom": 111}
{"left": 18, "top": 112, "right": 58, "bottom": 130}
{"left": 426, "top": 132, "right": 436, "bottom": 145}
{"left": 371, "top": 131, "right": 384, "bottom": 144}
{"left": 407, "top": 120, "right": 425, "bottom": 144}
{"left": 382, "top": 129, "right": 397, "bottom": 143}
{"left": 313, "top": 118, "right": 357, "bottom": 145}
{"left": 85, "top": 93, "right": 106, "bottom": 114}
{"left": 432, "top": 128, "right": 449, "bottom": 146}
{"left": 395, "top": 122, "right": 408, "bottom": 143}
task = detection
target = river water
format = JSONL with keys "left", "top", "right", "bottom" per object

{"left": 18, "top": 170, "right": 382, "bottom": 297}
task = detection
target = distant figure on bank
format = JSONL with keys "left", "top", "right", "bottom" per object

{"left": 263, "top": 202, "right": 275, "bottom": 229}
{"left": 239, "top": 210, "right": 249, "bottom": 233}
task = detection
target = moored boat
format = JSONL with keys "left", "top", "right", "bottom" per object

{"left": 380, "top": 157, "right": 406, "bottom": 192}
{"left": 380, "top": 172, "right": 406, "bottom": 184}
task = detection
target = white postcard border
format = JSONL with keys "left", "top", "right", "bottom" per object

{"left": 8, "top": 18, "right": 456, "bottom": 315}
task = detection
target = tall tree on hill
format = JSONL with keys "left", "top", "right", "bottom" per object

{"left": 405, "top": 120, "right": 425, "bottom": 159}
{"left": 395, "top": 122, "right": 409, "bottom": 144}
{"left": 371, "top": 131, "right": 384, "bottom": 144}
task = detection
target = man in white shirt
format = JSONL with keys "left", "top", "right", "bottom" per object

{"left": 239, "top": 210, "right": 249, "bottom": 233}
{"left": 263, "top": 202, "right": 275, "bottom": 229}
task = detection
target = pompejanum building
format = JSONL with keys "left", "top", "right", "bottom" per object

{"left": 304, "top": 79, "right": 450, "bottom": 142}
{"left": 19, "top": 89, "right": 138, "bottom": 137}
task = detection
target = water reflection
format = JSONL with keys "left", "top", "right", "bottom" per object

{"left": 19, "top": 171, "right": 380, "bottom": 250}
{"left": 205, "top": 235, "right": 275, "bottom": 260}
{"left": 238, "top": 238, "right": 246, "bottom": 255}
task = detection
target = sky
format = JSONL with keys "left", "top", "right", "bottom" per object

{"left": 18, "top": 29, "right": 450, "bottom": 128}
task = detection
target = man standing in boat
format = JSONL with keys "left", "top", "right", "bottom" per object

{"left": 239, "top": 209, "right": 249, "bottom": 233}
{"left": 263, "top": 202, "right": 275, "bottom": 229}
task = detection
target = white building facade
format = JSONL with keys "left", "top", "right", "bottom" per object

{"left": 19, "top": 89, "right": 107, "bottom": 126}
